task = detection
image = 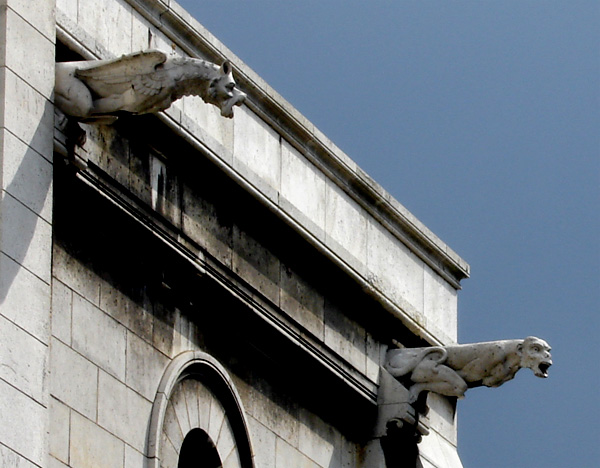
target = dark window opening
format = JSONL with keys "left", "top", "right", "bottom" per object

{"left": 178, "top": 428, "right": 222, "bottom": 468}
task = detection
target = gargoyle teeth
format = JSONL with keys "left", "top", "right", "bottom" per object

{"left": 537, "top": 362, "right": 551, "bottom": 377}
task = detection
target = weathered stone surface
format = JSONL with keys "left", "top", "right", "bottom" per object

{"left": 0, "top": 252, "right": 51, "bottom": 342}
{"left": 0, "top": 315, "right": 47, "bottom": 404}
{"left": 325, "top": 183, "right": 368, "bottom": 270}
{"left": 50, "top": 338, "right": 98, "bottom": 420}
{"left": 1, "top": 129, "right": 53, "bottom": 223}
{"left": 0, "top": 379, "right": 46, "bottom": 467}
{"left": 232, "top": 226, "right": 280, "bottom": 305}
{"left": 97, "top": 370, "right": 153, "bottom": 450}
{"left": 280, "top": 263, "right": 325, "bottom": 339}
{"left": 3, "top": 8, "right": 55, "bottom": 98}
{"left": 367, "top": 220, "right": 425, "bottom": 316}
{"left": 233, "top": 106, "right": 281, "bottom": 200}
{"left": 2, "top": 69, "right": 54, "bottom": 158}
{"left": 324, "top": 300, "right": 366, "bottom": 373}
{"left": 49, "top": 397, "right": 70, "bottom": 464}
{"left": 275, "top": 437, "right": 319, "bottom": 468}
{"left": 70, "top": 411, "right": 125, "bottom": 468}
{"left": 51, "top": 279, "right": 72, "bottom": 345}
{"left": 246, "top": 416, "right": 276, "bottom": 468}
{"left": 0, "top": 444, "right": 39, "bottom": 468}
{"left": 424, "top": 265, "right": 458, "bottom": 342}
{"left": 72, "top": 294, "right": 127, "bottom": 380}
{"left": 52, "top": 244, "right": 101, "bottom": 305}
{"left": 298, "top": 410, "right": 338, "bottom": 468}
{"left": 0, "top": 192, "right": 52, "bottom": 283}
{"left": 126, "top": 330, "right": 170, "bottom": 401}
{"left": 280, "top": 141, "right": 326, "bottom": 232}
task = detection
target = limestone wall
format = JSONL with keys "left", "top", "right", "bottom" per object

{"left": 0, "top": 0, "right": 55, "bottom": 466}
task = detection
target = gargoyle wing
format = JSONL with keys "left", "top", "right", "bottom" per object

{"left": 75, "top": 50, "right": 170, "bottom": 97}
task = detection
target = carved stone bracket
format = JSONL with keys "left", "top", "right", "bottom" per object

{"left": 55, "top": 50, "right": 246, "bottom": 151}
{"left": 376, "top": 336, "right": 551, "bottom": 446}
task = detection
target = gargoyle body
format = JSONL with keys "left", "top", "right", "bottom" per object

{"left": 385, "top": 336, "right": 552, "bottom": 402}
{"left": 55, "top": 50, "right": 246, "bottom": 123}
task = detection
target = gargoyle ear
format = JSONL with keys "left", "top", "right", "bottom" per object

{"left": 221, "top": 61, "right": 232, "bottom": 75}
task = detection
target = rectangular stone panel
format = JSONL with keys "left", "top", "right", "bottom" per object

{"left": 3, "top": 7, "right": 55, "bottom": 98}
{"left": 97, "top": 370, "right": 153, "bottom": 450}
{"left": 50, "top": 338, "right": 98, "bottom": 420}
{"left": 1, "top": 129, "right": 53, "bottom": 223}
{"left": 280, "top": 140, "right": 326, "bottom": 232}
{"left": 0, "top": 379, "right": 46, "bottom": 466}
{"left": 0, "top": 252, "right": 50, "bottom": 342}
{"left": 72, "top": 293, "right": 127, "bottom": 381}
{"left": 70, "top": 412, "right": 125, "bottom": 468}
{"left": 233, "top": 106, "right": 281, "bottom": 200}
{"left": 0, "top": 314, "right": 47, "bottom": 404}
{"left": 366, "top": 221, "right": 425, "bottom": 317}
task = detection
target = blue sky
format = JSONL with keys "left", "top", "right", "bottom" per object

{"left": 177, "top": 1, "right": 599, "bottom": 466}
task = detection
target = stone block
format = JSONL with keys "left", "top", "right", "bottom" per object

{"left": 97, "top": 370, "right": 153, "bottom": 450}
{"left": 0, "top": 252, "right": 50, "bottom": 342}
{"left": 2, "top": 69, "right": 54, "bottom": 158}
{"left": 366, "top": 332, "right": 383, "bottom": 383}
{"left": 0, "top": 378, "right": 46, "bottom": 466}
{"left": 86, "top": 124, "right": 130, "bottom": 190}
{"left": 48, "top": 457, "right": 70, "bottom": 468}
{"left": 49, "top": 397, "right": 70, "bottom": 464}
{"left": 0, "top": 444, "right": 38, "bottom": 468}
{"left": 99, "top": 278, "right": 153, "bottom": 343}
{"left": 324, "top": 182, "right": 368, "bottom": 268}
{"left": 70, "top": 411, "right": 125, "bottom": 468}
{"left": 1, "top": 129, "right": 53, "bottom": 222}
{"left": 324, "top": 302, "right": 366, "bottom": 373}
{"left": 280, "top": 264, "right": 325, "bottom": 340}
{"left": 366, "top": 221, "right": 425, "bottom": 316}
{"left": 0, "top": 192, "right": 52, "bottom": 283}
{"left": 126, "top": 330, "right": 170, "bottom": 401}
{"left": 275, "top": 437, "right": 319, "bottom": 468}
{"left": 246, "top": 416, "right": 276, "bottom": 468}
{"left": 124, "top": 445, "right": 147, "bottom": 468}
{"left": 51, "top": 279, "right": 72, "bottom": 345}
{"left": 131, "top": 10, "right": 153, "bottom": 52}
{"left": 233, "top": 106, "right": 281, "bottom": 198}
{"left": 50, "top": 338, "right": 98, "bottom": 420}
{"left": 247, "top": 386, "right": 299, "bottom": 448}
{"left": 3, "top": 7, "right": 55, "bottom": 98}
{"left": 5, "top": 0, "right": 55, "bottom": 42}
{"left": 76, "top": 0, "right": 130, "bottom": 56}
{"left": 280, "top": 141, "right": 326, "bottom": 231}
{"left": 52, "top": 244, "right": 101, "bottom": 305}
{"left": 298, "top": 410, "right": 338, "bottom": 468}
{"left": 0, "top": 314, "right": 47, "bottom": 404}
{"left": 232, "top": 226, "right": 280, "bottom": 305}
{"left": 172, "top": 309, "right": 199, "bottom": 356}
{"left": 424, "top": 266, "right": 458, "bottom": 343}
{"left": 181, "top": 94, "right": 235, "bottom": 154}
{"left": 72, "top": 293, "right": 127, "bottom": 380}
{"left": 56, "top": 0, "right": 77, "bottom": 24}
{"left": 182, "top": 183, "right": 233, "bottom": 268}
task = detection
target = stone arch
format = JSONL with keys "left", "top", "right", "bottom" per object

{"left": 147, "top": 351, "right": 254, "bottom": 468}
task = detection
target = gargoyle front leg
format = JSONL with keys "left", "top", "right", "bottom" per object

{"left": 410, "top": 358, "right": 468, "bottom": 402}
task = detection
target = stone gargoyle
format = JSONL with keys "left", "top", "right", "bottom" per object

{"left": 385, "top": 336, "right": 552, "bottom": 403}
{"left": 55, "top": 49, "right": 246, "bottom": 124}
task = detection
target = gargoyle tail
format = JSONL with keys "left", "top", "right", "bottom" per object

{"left": 385, "top": 347, "right": 447, "bottom": 378}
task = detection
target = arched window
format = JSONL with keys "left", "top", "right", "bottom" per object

{"left": 146, "top": 351, "right": 254, "bottom": 468}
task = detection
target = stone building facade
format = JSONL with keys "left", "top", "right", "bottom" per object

{"left": 0, "top": 1, "right": 469, "bottom": 467}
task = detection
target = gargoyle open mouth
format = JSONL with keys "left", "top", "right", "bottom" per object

{"left": 536, "top": 361, "right": 552, "bottom": 378}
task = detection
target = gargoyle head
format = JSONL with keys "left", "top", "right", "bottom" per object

{"left": 519, "top": 336, "right": 552, "bottom": 378}
{"left": 205, "top": 61, "right": 247, "bottom": 118}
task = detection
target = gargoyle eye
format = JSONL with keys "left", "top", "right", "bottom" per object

{"left": 533, "top": 346, "right": 540, "bottom": 352}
